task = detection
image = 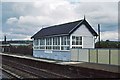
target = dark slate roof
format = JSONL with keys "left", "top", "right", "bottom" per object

{"left": 31, "top": 19, "right": 98, "bottom": 39}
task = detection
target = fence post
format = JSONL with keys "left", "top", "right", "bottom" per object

{"left": 78, "top": 49, "right": 79, "bottom": 61}
{"left": 88, "top": 49, "right": 90, "bottom": 62}
{"left": 96, "top": 49, "right": 98, "bottom": 63}
{"left": 109, "top": 49, "right": 111, "bottom": 65}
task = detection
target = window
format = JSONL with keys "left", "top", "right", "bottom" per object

{"left": 61, "top": 46, "right": 70, "bottom": 50}
{"left": 46, "top": 37, "right": 52, "bottom": 45}
{"left": 61, "top": 36, "right": 70, "bottom": 50}
{"left": 46, "top": 37, "right": 52, "bottom": 50}
{"left": 34, "top": 39, "right": 39, "bottom": 45}
{"left": 40, "top": 46, "right": 45, "bottom": 49}
{"left": 53, "top": 37, "right": 60, "bottom": 50}
{"left": 53, "top": 37, "right": 60, "bottom": 45}
{"left": 61, "top": 36, "right": 70, "bottom": 45}
{"left": 46, "top": 46, "right": 52, "bottom": 49}
{"left": 34, "top": 46, "right": 39, "bottom": 49}
{"left": 35, "top": 36, "right": 70, "bottom": 50}
{"left": 40, "top": 38, "right": 45, "bottom": 45}
{"left": 72, "top": 36, "right": 75, "bottom": 45}
{"left": 53, "top": 46, "right": 60, "bottom": 50}
{"left": 72, "top": 36, "right": 82, "bottom": 45}
{"left": 72, "top": 47, "right": 82, "bottom": 49}
{"left": 39, "top": 38, "right": 45, "bottom": 49}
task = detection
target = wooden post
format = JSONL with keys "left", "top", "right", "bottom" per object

{"left": 78, "top": 49, "right": 79, "bottom": 61}
{"left": 88, "top": 49, "right": 90, "bottom": 62}
{"left": 109, "top": 49, "right": 111, "bottom": 65}
{"left": 96, "top": 49, "right": 98, "bottom": 63}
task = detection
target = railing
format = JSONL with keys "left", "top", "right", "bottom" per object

{"left": 71, "top": 48, "right": 119, "bottom": 66}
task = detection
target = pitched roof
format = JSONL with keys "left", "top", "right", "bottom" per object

{"left": 31, "top": 19, "right": 98, "bottom": 39}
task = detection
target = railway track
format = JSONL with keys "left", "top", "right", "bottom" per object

{"left": 2, "top": 58, "right": 70, "bottom": 78}
{"left": 1, "top": 67, "right": 22, "bottom": 79}
{"left": 2, "top": 54, "right": 86, "bottom": 78}
{"left": 2, "top": 53, "right": 119, "bottom": 78}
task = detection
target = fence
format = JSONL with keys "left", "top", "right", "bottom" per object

{"left": 71, "top": 49, "right": 119, "bottom": 66}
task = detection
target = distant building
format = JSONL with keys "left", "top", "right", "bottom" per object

{"left": 31, "top": 18, "right": 98, "bottom": 61}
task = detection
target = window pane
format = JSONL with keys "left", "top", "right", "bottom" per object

{"left": 76, "top": 37, "right": 79, "bottom": 40}
{"left": 67, "top": 36, "right": 70, "bottom": 45}
{"left": 46, "top": 37, "right": 52, "bottom": 45}
{"left": 53, "top": 37, "right": 58, "bottom": 45}
{"left": 61, "top": 46, "right": 70, "bottom": 50}
{"left": 72, "top": 41, "right": 75, "bottom": 45}
{"left": 72, "top": 36, "right": 75, "bottom": 39}
{"left": 61, "top": 37, "right": 63, "bottom": 45}
{"left": 40, "top": 46, "right": 45, "bottom": 49}
{"left": 53, "top": 37, "right": 60, "bottom": 45}
{"left": 34, "top": 40, "right": 39, "bottom": 45}
{"left": 72, "top": 47, "right": 82, "bottom": 49}
{"left": 46, "top": 46, "right": 52, "bottom": 50}
{"left": 72, "top": 36, "right": 75, "bottom": 45}
{"left": 40, "top": 38, "right": 45, "bottom": 45}
{"left": 53, "top": 46, "right": 60, "bottom": 50}
{"left": 58, "top": 37, "right": 60, "bottom": 45}
{"left": 72, "top": 36, "right": 82, "bottom": 45}
{"left": 61, "top": 36, "right": 70, "bottom": 45}
{"left": 76, "top": 41, "right": 79, "bottom": 45}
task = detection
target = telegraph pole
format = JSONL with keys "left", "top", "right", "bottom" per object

{"left": 98, "top": 24, "right": 101, "bottom": 48}
{"left": 4, "top": 35, "right": 6, "bottom": 44}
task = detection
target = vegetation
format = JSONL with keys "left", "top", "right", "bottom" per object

{"left": 95, "top": 40, "right": 120, "bottom": 48}
{"left": 9, "top": 45, "right": 33, "bottom": 55}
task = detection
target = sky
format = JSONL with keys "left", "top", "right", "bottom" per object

{"left": 1, "top": 0, "right": 119, "bottom": 41}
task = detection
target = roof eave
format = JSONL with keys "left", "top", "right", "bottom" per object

{"left": 32, "top": 34, "right": 69, "bottom": 39}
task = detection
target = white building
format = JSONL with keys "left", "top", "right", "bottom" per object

{"left": 31, "top": 18, "right": 98, "bottom": 61}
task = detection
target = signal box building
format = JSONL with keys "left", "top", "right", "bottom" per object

{"left": 31, "top": 18, "right": 98, "bottom": 61}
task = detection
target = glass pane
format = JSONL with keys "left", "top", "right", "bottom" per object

{"left": 72, "top": 36, "right": 75, "bottom": 39}
{"left": 40, "top": 38, "right": 45, "bottom": 45}
{"left": 72, "top": 41, "right": 75, "bottom": 45}
{"left": 34, "top": 40, "right": 39, "bottom": 45}
{"left": 72, "top": 36, "right": 82, "bottom": 45}
{"left": 61, "top": 46, "right": 70, "bottom": 50}
{"left": 58, "top": 37, "right": 60, "bottom": 45}
{"left": 53, "top": 46, "right": 60, "bottom": 50}
{"left": 76, "top": 37, "right": 79, "bottom": 40}
{"left": 40, "top": 46, "right": 45, "bottom": 49}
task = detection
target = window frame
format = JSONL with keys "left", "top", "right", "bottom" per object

{"left": 72, "top": 36, "right": 82, "bottom": 49}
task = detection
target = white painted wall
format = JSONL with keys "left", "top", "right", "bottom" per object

{"left": 71, "top": 24, "right": 95, "bottom": 48}
{"left": 71, "top": 24, "right": 93, "bottom": 36}
{"left": 82, "top": 36, "right": 94, "bottom": 48}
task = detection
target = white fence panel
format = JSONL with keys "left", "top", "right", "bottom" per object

{"left": 98, "top": 49, "right": 109, "bottom": 64}
{"left": 111, "top": 50, "right": 119, "bottom": 65}
{"left": 90, "top": 49, "right": 97, "bottom": 63}
{"left": 71, "top": 49, "right": 119, "bottom": 66}
{"left": 71, "top": 49, "right": 78, "bottom": 61}
{"left": 78, "top": 49, "right": 89, "bottom": 62}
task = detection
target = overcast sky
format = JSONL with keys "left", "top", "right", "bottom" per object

{"left": 1, "top": 0, "right": 119, "bottom": 41}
